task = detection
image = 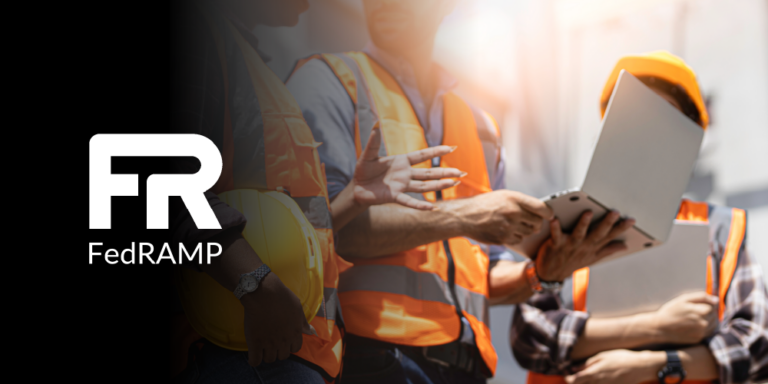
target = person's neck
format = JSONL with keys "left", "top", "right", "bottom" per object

{"left": 390, "top": 39, "right": 437, "bottom": 103}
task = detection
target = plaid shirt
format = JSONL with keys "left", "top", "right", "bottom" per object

{"left": 510, "top": 209, "right": 768, "bottom": 383}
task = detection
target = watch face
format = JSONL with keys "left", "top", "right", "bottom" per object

{"left": 241, "top": 275, "right": 258, "bottom": 292}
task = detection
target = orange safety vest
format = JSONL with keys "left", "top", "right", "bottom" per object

{"left": 293, "top": 51, "right": 501, "bottom": 376}
{"left": 170, "top": 7, "right": 344, "bottom": 381}
{"left": 527, "top": 199, "right": 746, "bottom": 384}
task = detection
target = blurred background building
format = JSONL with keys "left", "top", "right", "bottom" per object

{"left": 254, "top": 1, "right": 768, "bottom": 382}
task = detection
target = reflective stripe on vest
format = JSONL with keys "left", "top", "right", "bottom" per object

{"left": 173, "top": 9, "right": 343, "bottom": 380}
{"left": 295, "top": 51, "right": 499, "bottom": 375}
{"left": 527, "top": 199, "right": 745, "bottom": 384}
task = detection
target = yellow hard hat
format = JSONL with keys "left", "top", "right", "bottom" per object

{"left": 599, "top": 51, "right": 709, "bottom": 129}
{"left": 174, "top": 189, "right": 324, "bottom": 351}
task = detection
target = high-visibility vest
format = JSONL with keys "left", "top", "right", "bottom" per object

{"left": 526, "top": 199, "right": 746, "bottom": 384}
{"left": 293, "top": 51, "right": 501, "bottom": 376}
{"left": 171, "top": 8, "right": 344, "bottom": 381}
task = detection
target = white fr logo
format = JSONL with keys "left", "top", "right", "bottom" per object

{"left": 89, "top": 134, "right": 222, "bottom": 229}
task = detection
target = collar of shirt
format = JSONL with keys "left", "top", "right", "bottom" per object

{"left": 363, "top": 42, "right": 458, "bottom": 149}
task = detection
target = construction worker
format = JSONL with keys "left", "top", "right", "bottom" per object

{"left": 510, "top": 52, "right": 768, "bottom": 384}
{"left": 169, "top": 0, "right": 466, "bottom": 382}
{"left": 285, "top": 0, "right": 634, "bottom": 382}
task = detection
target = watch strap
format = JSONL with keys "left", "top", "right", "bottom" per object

{"left": 234, "top": 264, "right": 271, "bottom": 299}
{"left": 658, "top": 350, "right": 686, "bottom": 384}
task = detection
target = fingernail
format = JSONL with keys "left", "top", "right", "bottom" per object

{"left": 454, "top": 180, "right": 462, "bottom": 186}
{"left": 449, "top": 145, "right": 458, "bottom": 152}
{"left": 459, "top": 172, "right": 468, "bottom": 178}
{"left": 432, "top": 206, "right": 441, "bottom": 211}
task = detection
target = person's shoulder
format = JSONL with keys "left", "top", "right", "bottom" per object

{"left": 287, "top": 56, "right": 343, "bottom": 90}
{"left": 462, "top": 100, "right": 500, "bottom": 142}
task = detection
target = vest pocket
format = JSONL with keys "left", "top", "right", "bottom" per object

{"left": 263, "top": 114, "right": 324, "bottom": 198}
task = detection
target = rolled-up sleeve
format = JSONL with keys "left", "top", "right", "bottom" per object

{"left": 706, "top": 248, "right": 768, "bottom": 384}
{"left": 510, "top": 293, "right": 589, "bottom": 375}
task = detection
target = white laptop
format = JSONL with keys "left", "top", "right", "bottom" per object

{"left": 511, "top": 70, "right": 704, "bottom": 263}
{"left": 586, "top": 220, "right": 710, "bottom": 318}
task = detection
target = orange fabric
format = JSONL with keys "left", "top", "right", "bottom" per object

{"left": 172, "top": 15, "right": 343, "bottom": 380}
{"left": 719, "top": 208, "right": 745, "bottom": 320}
{"left": 442, "top": 92, "right": 493, "bottom": 198}
{"left": 706, "top": 255, "right": 714, "bottom": 296}
{"left": 450, "top": 237, "right": 491, "bottom": 296}
{"left": 527, "top": 372, "right": 568, "bottom": 384}
{"left": 345, "top": 52, "right": 433, "bottom": 165}
{"left": 676, "top": 200, "right": 709, "bottom": 223}
{"left": 320, "top": 52, "right": 498, "bottom": 374}
{"left": 464, "top": 311, "right": 497, "bottom": 373}
{"left": 340, "top": 291, "right": 461, "bottom": 345}
{"left": 572, "top": 268, "right": 590, "bottom": 312}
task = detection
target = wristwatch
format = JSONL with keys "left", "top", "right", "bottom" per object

{"left": 233, "top": 264, "right": 272, "bottom": 299}
{"left": 524, "top": 260, "right": 563, "bottom": 293}
{"left": 657, "top": 350, "right": 686, "bottom": 384}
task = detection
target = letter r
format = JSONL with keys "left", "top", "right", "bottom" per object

{"left": 89, "top": 134, "right": 222, "bottom": 229}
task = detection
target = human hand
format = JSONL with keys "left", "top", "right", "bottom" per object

{"left": 535, "top": 210, "right": 634, "bottom": 282}
{"left": 241, "top": 272, "right": 313, "bottom": 366}
{"left": 353, "top": 125, "right": 464, "bottom": 210}
{"left": 460, "top": 190, "right": 554, "bottom": 246}
{"left": 649, "top": 291, "right": 718, "bottom": 345}
{"left": 565, "top": 349, "right": 665, "bottom": 384}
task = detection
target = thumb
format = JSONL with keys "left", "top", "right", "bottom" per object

{"left": 516, "top": 193, "right": 554, "bottom": 220}
{"left": 684, "top": 291, "right": 718, "bottom": 305}
{"left": 301, "top": 316, "right": 318, "bottom": 336}
{"left": 361, "top": 122, "right": 382, "bottom": 161}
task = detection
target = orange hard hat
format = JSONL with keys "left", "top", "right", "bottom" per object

{"left": 599, "top": 51, "right": 709, "bottom": 129}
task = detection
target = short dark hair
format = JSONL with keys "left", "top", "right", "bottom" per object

{"left": 601, "top": 75, "right": 702, "bottom": 127}
{"left": 637, "top": 76, "right": 702, "bottom": 127}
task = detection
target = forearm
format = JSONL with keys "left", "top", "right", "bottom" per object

{"left": 330, "top": 180, "right": 371, "bottom": 232}
{"left": 638, "top": 346, "right": 719, "bottom": 382}
{"left": 198, "top": 233, "right": 264, "bottom": 291}
{"left": 488, "top": 260, "right": 534, "bottom": 305}
{"left": 335, "top": 199, "right": 467, "bottom": 258}
{"left": 571, "top": 313, "right": 661, "bottom": 360}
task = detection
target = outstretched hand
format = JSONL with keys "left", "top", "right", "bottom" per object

{"left": 353, "top": 125, "right": 464, "bottom": 210}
